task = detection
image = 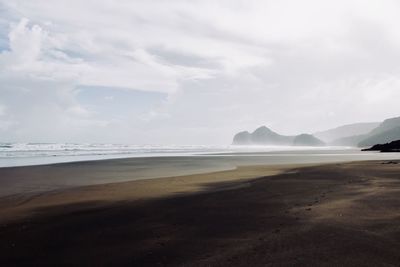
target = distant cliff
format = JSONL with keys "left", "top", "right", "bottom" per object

{"left": 232, "top": 126, "right": 325, "bottom": 146}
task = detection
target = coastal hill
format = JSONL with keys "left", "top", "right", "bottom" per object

{"left": 331, "top": 116, "right": 400, "bottom": 147}
{"left": 314, "top": 122, "right": 379, "bottom": 143}
{"left": 368, "top": 117, "right": 400, "bottom": 136}
{"left": 248, "top": 126, "right": 294, "bottom": 145}
{"left": 362, "top": 139, "right": 400, "bottom": 152}
{"left": 358, "top": 126, "right": 400, "bottom": 147}
{"left": 233, "top": 116, "right": 400, "bottom": 148}
{"left": 293, "top": 134, "right": 325, "bottom": 146}
{"left": 232, "top": 126, "right": 325, "bottom": 146}
{"left": 331, "top": 134, "right": 366, "bottom": 146}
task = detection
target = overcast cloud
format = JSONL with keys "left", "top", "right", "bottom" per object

{"left": 1, "top": 0, "right": 400, "bottom": 144}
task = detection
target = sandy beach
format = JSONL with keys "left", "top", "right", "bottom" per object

{"left": 1, "top": 158, "right": 400, "bottom": 266}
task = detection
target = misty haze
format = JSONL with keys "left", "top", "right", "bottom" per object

{"left": 1, "top": 1, "right": 400, "bottom": 266}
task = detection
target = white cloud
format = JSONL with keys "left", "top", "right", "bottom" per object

{"left": 0, "top": 104, "right": 5, "bottom": 116}
{"left": 1, "top": 0, "right": 400, "bottom": 144}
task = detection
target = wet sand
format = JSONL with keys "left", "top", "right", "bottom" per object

{"left": 2, "top": 150, "right": 400, "bottom": 198}
{"left": 1, "top": 159, "right": 400, "bottom": 266}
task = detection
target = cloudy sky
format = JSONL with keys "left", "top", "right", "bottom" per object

{"left": 1, "top": 0, "right": 400, "bottom": 144}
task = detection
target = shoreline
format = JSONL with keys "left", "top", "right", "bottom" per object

{"left": 2, "top": 150, "right": 400, "bottom": 199}
{"left": 1, "top": 159, "right": 400, "bottom": 265}
{"left": 0, "top": 159, "right": 400, "bottom": 266}
{"left": 0, "top": 145, "right": 360, "bottom": 168}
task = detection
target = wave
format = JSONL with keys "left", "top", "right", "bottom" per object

{"left": 0, "top": 143, "right": 230, "bottom": 158}
{"left": 0, "top": 143, "right": 353, "bottom": 159}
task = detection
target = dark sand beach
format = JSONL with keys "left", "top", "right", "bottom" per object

{"left": 1, "top": 159, "right": 400, "bottom": 266}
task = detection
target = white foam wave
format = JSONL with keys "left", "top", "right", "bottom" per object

{"left": 0, "top": 143, "right": 353, "bottom": 159}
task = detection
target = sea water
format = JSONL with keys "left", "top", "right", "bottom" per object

{"left": 0, "top": 143, "right": 359, "bottom": 167}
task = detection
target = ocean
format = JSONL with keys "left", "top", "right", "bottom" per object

{"left": 0, "top": 143, "right": 399, "bottom": 168}
{"left": 0, "top": 143, "right": 352, "bottom": 167}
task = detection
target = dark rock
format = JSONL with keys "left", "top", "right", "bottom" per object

{"left": 362, "top": 140, "right": 400, "bottom": 153}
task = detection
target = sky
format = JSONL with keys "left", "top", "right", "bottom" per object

{"left": 1, "top": 0, "right": 400, "bottom": 145}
